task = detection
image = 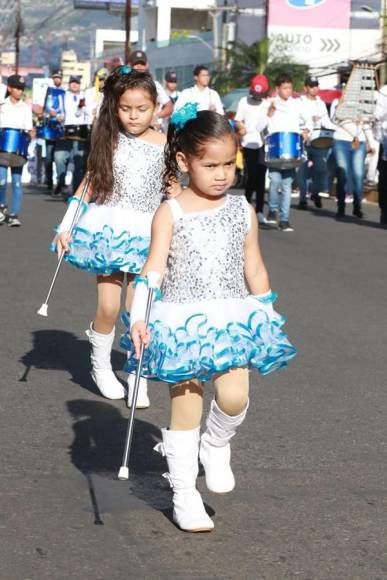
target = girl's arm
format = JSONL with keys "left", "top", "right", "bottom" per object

{"left": 56, "top": 177, "right": 93, "bottom": 256}
{"left": 131, "top": 202, "right": 174, "bottom": 357}
{"left": 244, "top": 205, "right": 271, "bottom": 295}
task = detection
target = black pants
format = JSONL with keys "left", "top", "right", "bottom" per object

{"left": 377, "top": 146, "right": 387, "bottom": 216}
{"left": 243, "top": 147, "right": 267, "bottom": 213}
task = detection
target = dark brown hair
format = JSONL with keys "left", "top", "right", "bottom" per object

{"left": 164, "top": 110, "right": 237, "bottom": 189}
{"left": 87, "top": 67, "right": 158, "bottom": 203}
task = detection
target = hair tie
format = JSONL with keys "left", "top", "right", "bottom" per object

{"left": 170, "top": 102, "right": 198, "bottom": 132}
{"left": 119, "top": 65, "right": 132, "bottom": 75}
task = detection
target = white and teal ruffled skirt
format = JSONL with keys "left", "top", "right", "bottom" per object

{"left": 121, "top": 291, "right": 297, "bottom": 384}
{"left": 52, "top": 204, "right": 153, "bottom": 275}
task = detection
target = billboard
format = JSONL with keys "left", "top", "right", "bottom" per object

{"left": 268, "top": 0, "right": 351, "bottom": 68}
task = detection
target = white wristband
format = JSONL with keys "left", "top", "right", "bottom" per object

{"left": 57, "top": 197, "right": 86, "bottom": 234}
{"left": 130, "top": 272, "right": 161, "bottom": 330}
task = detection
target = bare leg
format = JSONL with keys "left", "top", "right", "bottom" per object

{"left": 94, "top": 272, "right": 124, "bottom": 334}
{"left": 213, "top": 367, "right": 249, "bottom": 415}
{"left": 169, "top": 380, "right": 204, "bottom": 430}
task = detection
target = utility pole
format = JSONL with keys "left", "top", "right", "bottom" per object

{"left": 15, "top": 0, "right": 22, "bottom": 74}
{"left": 125, "top": 0, "right": 131, "bottom": 64}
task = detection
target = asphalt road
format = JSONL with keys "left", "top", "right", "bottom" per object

{"left": 0, "top": 185, "right": 386, "bottom": 580}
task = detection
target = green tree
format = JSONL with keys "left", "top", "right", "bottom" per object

{"left": 213, "top": 38, "right": 309, "bottom": 95}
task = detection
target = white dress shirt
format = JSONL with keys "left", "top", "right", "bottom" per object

{"left": 373, "top": 85, "right": 387, "bottom": 143}
{"left": 330, "top": 98, "right": 372, "bottom": 143}
{"left": 0, "top": 83, "right": 7, "bottom": 104}
{"left": 257, "top": 96, "right": 312, "bottom": 135}
{"left": 298, "top": 95, "right": 336, "bottom": 130}
{"left": 0, "top": 97, "right": 33, "bottom": 131}
{"left": 235, "top": 96, "right": 270, "bottom": 149}
{"left": 155, "top": 80, "right": 171, "bottom": 107}
{"left": 175, "top": 85, "right": 224, "bottom": 115}
{"left": 64, "top": 90, "right": 92, "bottom": 126}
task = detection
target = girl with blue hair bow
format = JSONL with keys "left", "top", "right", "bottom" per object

{"left": 54, "top": 66, "right": 168, "bottom": 408}
{"left": 122, "top": 104, "right": 297, "bottom": 532}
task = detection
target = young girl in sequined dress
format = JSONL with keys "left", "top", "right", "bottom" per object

{"left": 54, "top": 67, "right": 166, "bottom": 407}
{"left": 122, "top": 105, "right": 297, "bottom": 533}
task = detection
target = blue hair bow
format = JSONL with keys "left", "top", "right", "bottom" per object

{"left": 119, "top": 65, "right": 132, "bottom": 75}
{"left": 170, "top": 102, "right": 198, "bottom": 131}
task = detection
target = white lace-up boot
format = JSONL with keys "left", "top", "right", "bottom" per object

{"left": 154, "top": 427, "right": 214, "bottom": 533}
{"left": 200, "top": 399, "right": 249, "bottom": 494}
{"left": 127, "top": 373, "right": 150, "bottom": 409}
{"left": 85, "top": 323, "right": 126, "bottom": 399}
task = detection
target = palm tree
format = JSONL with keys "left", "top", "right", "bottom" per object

{"left": 213, "top": 38, "right": 309, "bottom": 95}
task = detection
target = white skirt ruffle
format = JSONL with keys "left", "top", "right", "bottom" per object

{"left": 53, "top": 204, "right": 153, "bottom": 275}
{"left": 121, "top": 292, "right": 297, "bottom": 384}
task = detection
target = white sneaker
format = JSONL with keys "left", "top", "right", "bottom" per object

{"left": 127, "top": 374, "right": 150, "bottom": 409}
{"left": 257, "top": 212, "right": 267, "bottom": 224}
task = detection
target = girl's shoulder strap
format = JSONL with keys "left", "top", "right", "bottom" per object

{"left": 165, "top": 197, "right": 184, "bottom": 222}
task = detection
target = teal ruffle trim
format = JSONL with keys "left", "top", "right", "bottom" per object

{"left": 50, "top": 224, "right": 149, "bottom": 275}
{"left": 120, "top": 302, "right": 297, "bottom": 384}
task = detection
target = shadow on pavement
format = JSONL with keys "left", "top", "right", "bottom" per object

{"left": 67, "top": 399, "right": 172, "bottom": 525}
{"left": 20, "top": 329, "right": 126, "bottom": 396}
{"left": 303, "top": 205, "right": 384, "bottom": 230}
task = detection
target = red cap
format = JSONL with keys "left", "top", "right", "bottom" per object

{"left": 250, "top": 75, "right": 269, "bottom": 95}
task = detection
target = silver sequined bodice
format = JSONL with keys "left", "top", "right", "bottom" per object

{"left": 162, "top": 195, "right": 250, "bottom": 303}
{"left": 105, "top": 133, "right": 164, "bottom": 212}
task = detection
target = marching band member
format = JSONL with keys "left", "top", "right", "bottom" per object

{"left": 331, "top": 97, "right": 374, "bottom": 219}
{"left": 54, "top": 75, "right": 92, "bottom": 198}
{"left": 174, "top": 65, "right": 224, "bottom": 115}
{"left": 164, "top": 71, "right": 180, "bottom": 105}
{"left": 374, "top": 83, "right": 387, "bottom": 226}
{"left": 85, "top": 67, "right": 108, "bottom": 121}
{"left": 234, "top": 74, "right": 270, "bottom": 224}
{"left": 0, "top": 74, "right": 33, "bottom": 227}
{"left": 123, "top": 106, "right": 296, "bottom": 532}
{"left": 259, "top": 74, "right": 311, "bottom": 232}
{"left": 297, "top": 76, "right": 337, "bottom": 210}
{"left": 54, "top": 67, "right": 167, "bottom": 408}
{"left": 129, "top": 50, "right": 173, "bottom": 130}
{"left": 42, "top": 69, "right": 65, "bottom": 194}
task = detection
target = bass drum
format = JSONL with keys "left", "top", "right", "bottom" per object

{"left": 265, "top": 132, "right": 306, "bottom": 170}
{"left": 0, "top": 128, "right": 31, "bottom": 167}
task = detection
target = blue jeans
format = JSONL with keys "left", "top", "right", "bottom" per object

{"left": 54, "top": 139, "right": 89, "bottom": 193}
{"left": 333, "top": 139, "right": 366, "bottom": 209}
{"left": 268, "top": 168, "right": 295, "bottom": 222}
{"left": 298, "top": 145, "right": 330, "bottom": 202}
{"left": 0, "top": 165, "right": 23, "bottom": 214}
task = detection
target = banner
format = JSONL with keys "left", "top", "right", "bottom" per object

{"left": 268, "top": 0, "right": 351, "bottom": 68}
{"left": 268, "top": 0, "right": 351, "bottom": 29}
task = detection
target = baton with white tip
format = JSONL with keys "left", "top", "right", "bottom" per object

{"left": 118, "top": 271, "right": 160, "bottom": 481}
{"left": 37, "top": 180, "right": 89, "bottom": 317}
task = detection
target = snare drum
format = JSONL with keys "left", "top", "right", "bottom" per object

{"left": 265, "top": 132, "right": 305, "bottom": 170}
{"left": 36, "top": 121, "right": 65, "bottom": 142}
{"left": 64, "top": 124, "right": 91, "bottom": 141}
{"left": 310, "top": 128, "right": 334, "bottom": 149}
{"left": 0, "top": 128, "right": 31, "bottom": 167}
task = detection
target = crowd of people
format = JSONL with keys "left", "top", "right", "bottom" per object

{"left": 1, "top": 51, "right": 386, "bottom": 229}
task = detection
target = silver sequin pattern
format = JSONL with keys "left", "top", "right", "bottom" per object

{"left": 105, "top": 133, "right": 164, "bottom": 212}
{"left": 162, "top": 195, "right": 250, "bottom": 303}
